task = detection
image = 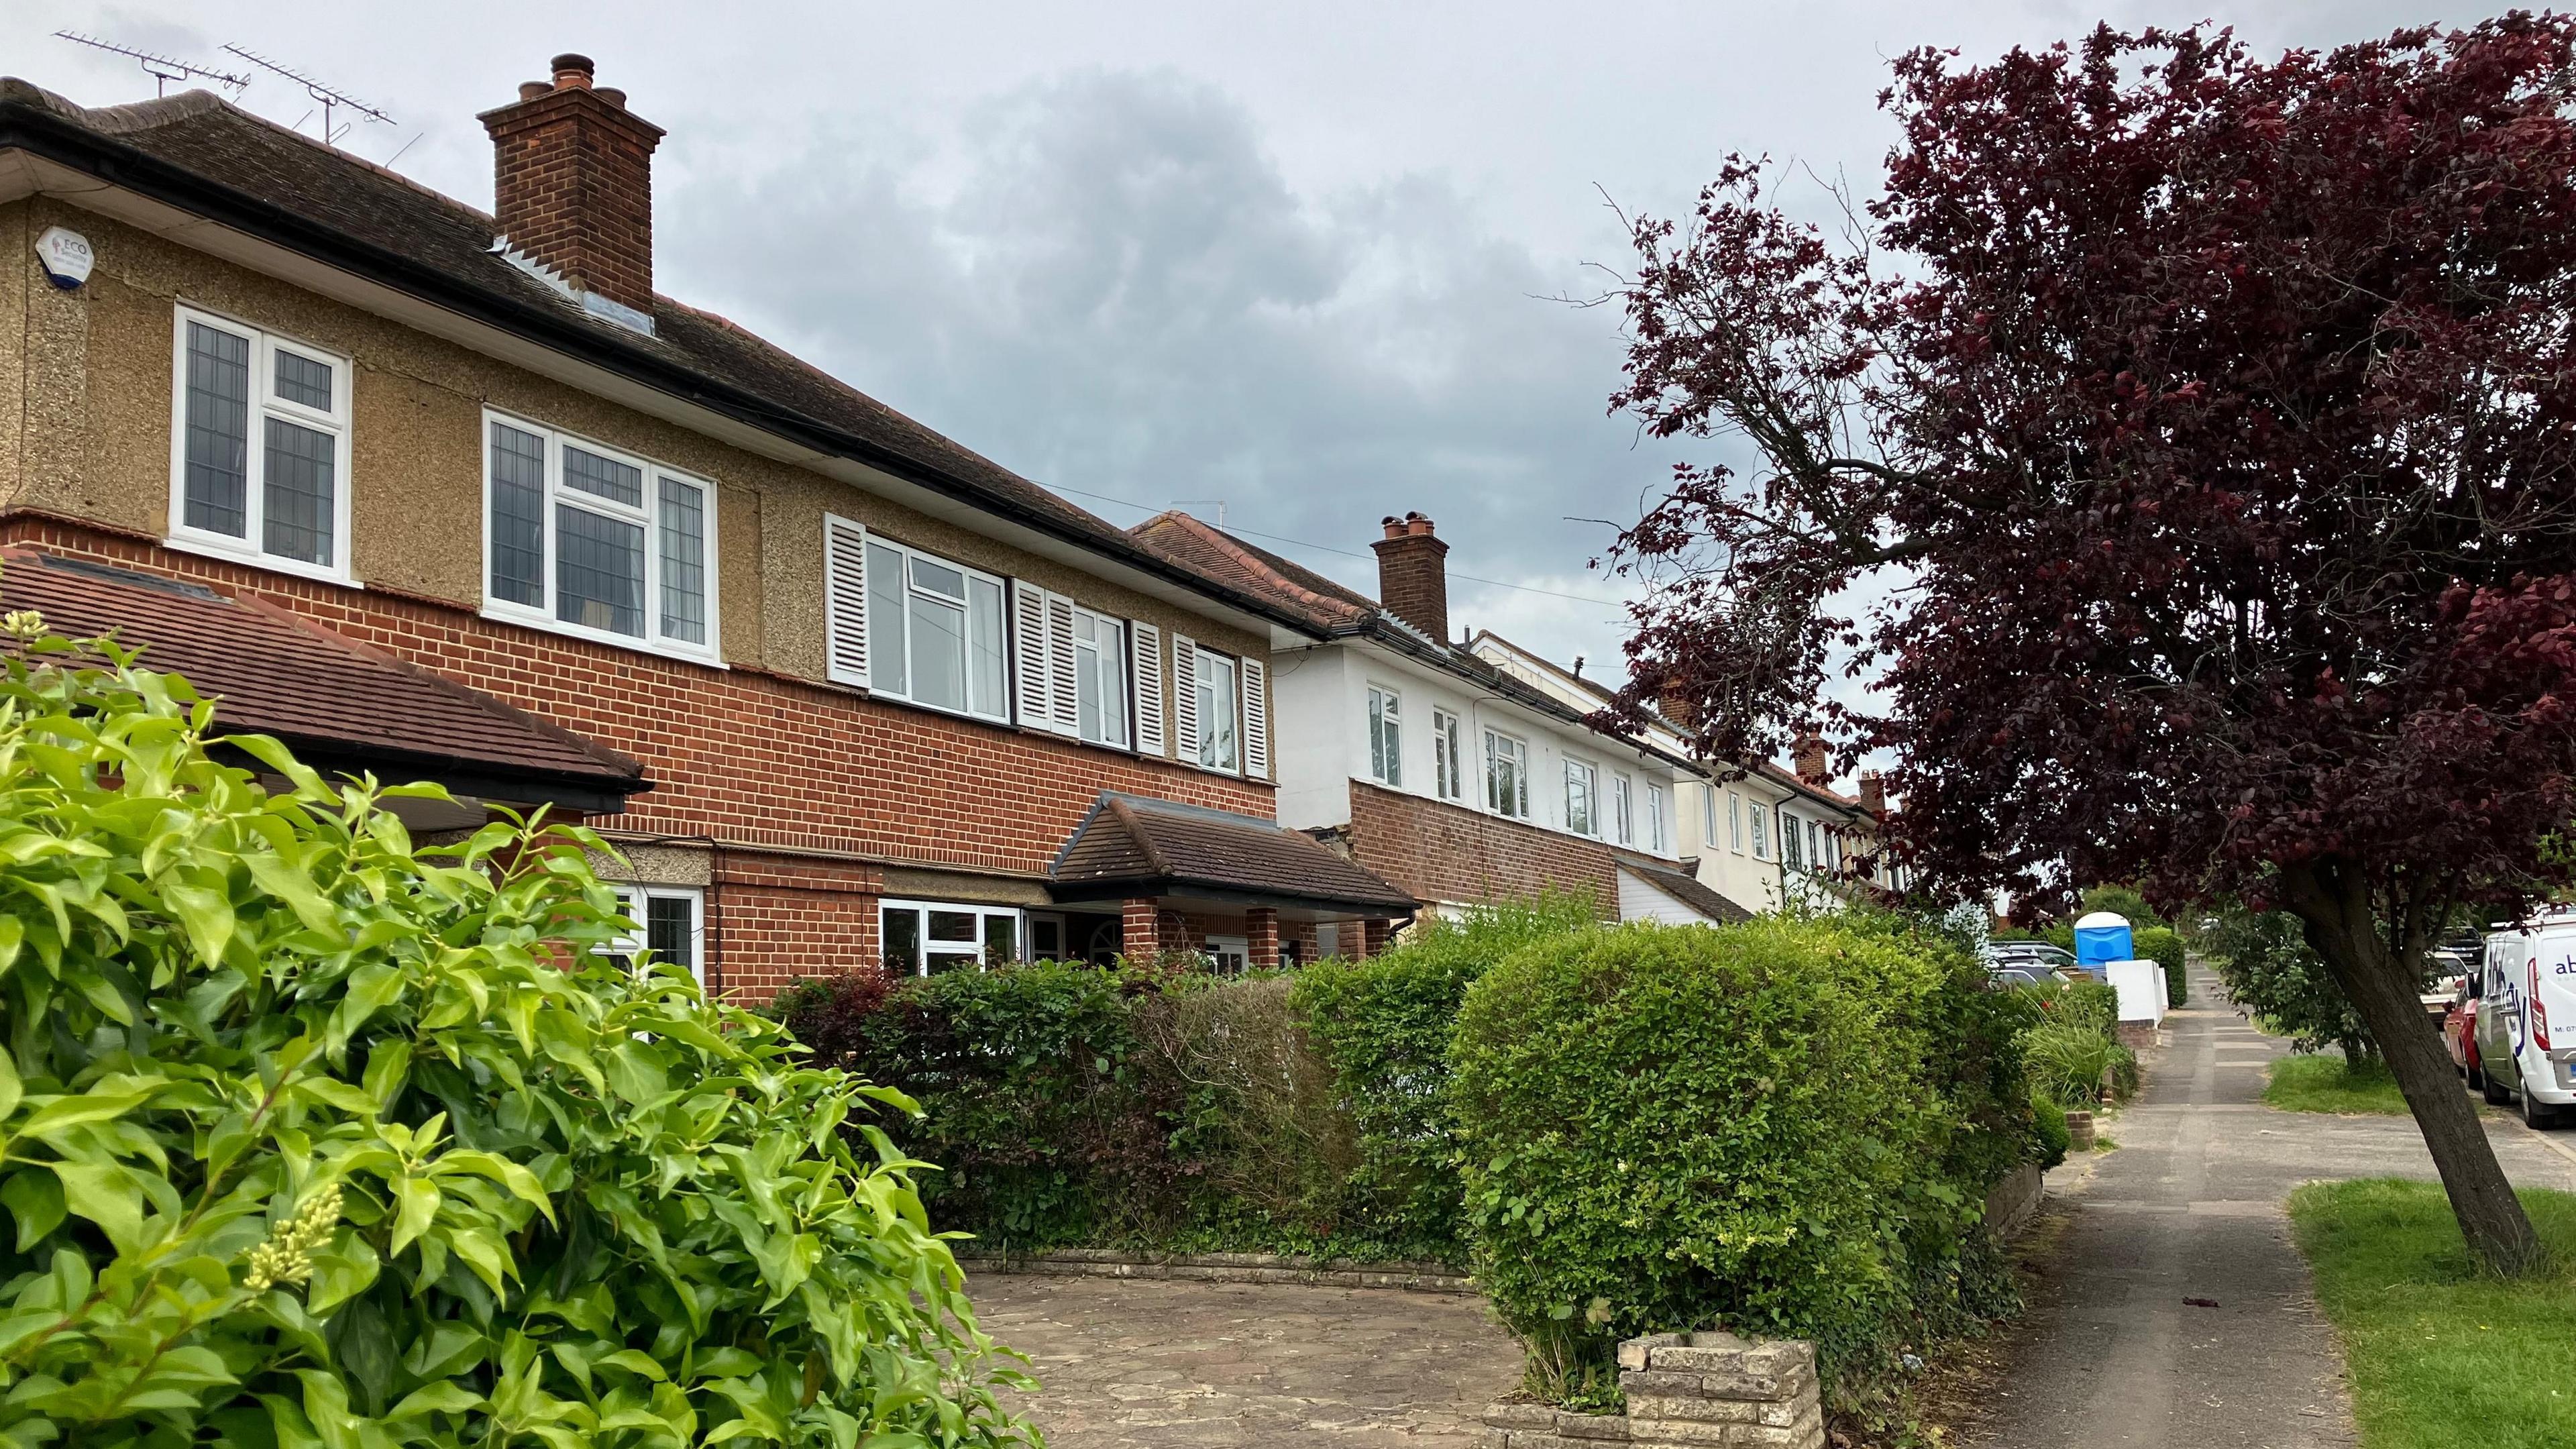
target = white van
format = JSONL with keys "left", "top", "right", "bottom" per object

{"left": 2475, "top": 919, "right": 2576, "bottom": 1128}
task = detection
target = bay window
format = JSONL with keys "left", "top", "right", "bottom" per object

{"left": 170, "top": 306, "right": 351, "bottom": 580}
{"left": 483, "top": 411, "right": 718, "bottom": 659}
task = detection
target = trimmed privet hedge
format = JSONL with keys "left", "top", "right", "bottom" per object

{"left": 1451, "top": 917, "right": 2036, "bottom": 1407}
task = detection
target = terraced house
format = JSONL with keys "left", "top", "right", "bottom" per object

{"left": 0, "top": 54, "right": 1414, "bottom": 997}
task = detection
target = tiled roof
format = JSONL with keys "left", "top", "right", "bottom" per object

{"left": 1621, "top": 860, "right": 1758, "bottom": 924}
{"left": 0, "top": 80, "right": 1316, "bottom": 637}
{"left": 0, "top": 549, "right": 646, "bottom": 796}
{"left": 1052, "top": 792, "right": 1417, "bottom": 914}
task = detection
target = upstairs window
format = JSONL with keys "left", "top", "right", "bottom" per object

{"left": 1729, "top": 790, "right": 1744, "bottom": 852}
{"left": 1612, "top": 774, "right": 1635, "bottom": 845}
{"left": 1750, "top": 804, "right": 1770, "bottom": 860}
{"left": 1368, "top": 685, "right": 1403, "bottom": 786}
{"left": 1486, "top": 730, "right": 1530, "bottom": 819}
{"left": 484, "top": 411, "right": 718, "bottom": 659}
{"left": 1197, "top": 651, "right": 1240, "bottom": 772}
{"left": 861, "top": 536, "right": 1007, "bottom": 720}
{"left": 1782, "top": 810, "right": 1805, "bottom": 869}
{"left": 1647, "top": 784, "right": 1668, "bottom": 853}
{"left": 1433, "top": 708, "right": 1465, "bottom": 800}
{"left": 170, "top": 307, "right": 352, "bottom": 580}
{"left": 1072, "top": 608, "right": 1130, "bottom": 746}
{"left": 1565, "top": 759, "right": 1598, "bottom": 837}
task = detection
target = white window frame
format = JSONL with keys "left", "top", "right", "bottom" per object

{"left": 1647, "top": 783, "right": 1668, "bottom": 854}
{"left": 1729, "top": 791, "right": 1745, "bottom": 853}
{"left": 605, "top": 884, "right": 705, "bottom": 987}
{"left": 1196, "top": 648, "right": 1242, "bottom": 773}
{"left": 881, "top": 898, "right": 1026, "bottom": 975}
{"left": 168, "top": 304, "right": 356, "bottom": 584}
{"left": 1071, "top": 604, "right": 1133, "bottom": 748}
{"left": 1432, "top": 708, "right": 1465, "bottom": 801}
{"left": 1782, "top": 808, "right": 1805, "bottom": 869}
{"left": 1485, "top": 729, "right": 1531, "bottom": 820}
{"left": 862, "top": 535, "right": 1009, "bottom": 723}
{"left": 1611, "top": 774, "right": 1635, "bottom": 846}
{"left": 1366, "top": 684, "right": 1403, "bottom": 787}
{"left": 479, "top": 408, "right": 724, "bottom": 665}
{"left": 1750, "top": 802, "right": 1770, "bottom": 860}
{"left": 1564, "top": 757, "right": 1599, "bottom": 838}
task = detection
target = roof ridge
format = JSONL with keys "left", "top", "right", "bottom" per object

{"left": 1135, "top": 513, "right": 1371, "bottom": 623}
{"left": 1103, "top": 796, "right": 1177, "bottom": 878}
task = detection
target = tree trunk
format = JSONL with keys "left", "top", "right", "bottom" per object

{"left": 2279, "top": 863, "right": 2544, "bottom": 1276}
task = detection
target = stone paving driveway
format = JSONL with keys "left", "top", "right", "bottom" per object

{"left": 969, "top": 1273, "right": 1521, "bottom": 1449}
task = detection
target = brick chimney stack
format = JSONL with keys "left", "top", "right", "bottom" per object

{"left": 1373, "top": 513, "right": 1450, "bottom": 643}
{"left": 1858, "top": 770, "right": 1887, "bottom": 815}
{"left": 1792, "top": 729, "right": 1831, "bottom": 787}
{"left": 480, "top": 53, "right": 665, "bottom": 317}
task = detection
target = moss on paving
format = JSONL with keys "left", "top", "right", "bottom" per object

{"left": 2290, "top": 1179, "right": 2576, "bottom": 1449}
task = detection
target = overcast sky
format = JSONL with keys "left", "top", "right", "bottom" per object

{"left": 12, "top": 1, "right": 2467, "bottom": 708}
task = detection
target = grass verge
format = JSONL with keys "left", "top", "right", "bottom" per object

{"left": 2263, "top": 1051, "right": 2408, "bottom": 1115}
{"left": 2290, "top": 1179, "right": 2576, "bottom": 1449}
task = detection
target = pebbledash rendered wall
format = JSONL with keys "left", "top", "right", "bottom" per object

{"left": 0, "top": 519, "right": 1277, "bottom": 1000}
{"left": 1346, "top": 780, "right": 1618, "bottom": 917}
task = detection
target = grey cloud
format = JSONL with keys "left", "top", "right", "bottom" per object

{"left": 662, "top": 68, "right": 1658, "bottom": 667}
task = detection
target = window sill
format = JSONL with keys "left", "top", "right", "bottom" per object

{"left": 479, "top": 602, "right": 729, "bottom": 670}
{"left": 162, "top": 533, "right": 360, "bottom": 589}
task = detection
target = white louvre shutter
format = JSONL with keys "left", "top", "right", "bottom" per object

{"left": 1131, "top": 621, "right": 1165, "bottom": 755}
{"left": 1046, "top": 594, "right": 1080, "bottom": 735}
{"left": 1240, "top": 657, "right": 1269, "bottom": 780}
{"left": 1171, "top": 633, "right": 1200, "bottom": 763}
{"left": 1012, "top": 580, "right": 1052, "bottom": 727}
{"left": 822, "top": 514, "right": 869, "bottom": 688}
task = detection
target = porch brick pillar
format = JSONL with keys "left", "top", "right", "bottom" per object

{"left": 1248, "top": 907, "right": 1281, "bottom": 969}
{"left": 1121, "top": 898, "right": 1161, "bottom": 960}
{"left": 1362, "top": 918, "right": 1391, "bottom": 959}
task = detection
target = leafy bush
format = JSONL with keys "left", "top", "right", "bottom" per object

{"left": 773, "top": 961, "right": 1173, "bottom": 1248}
{"left": 1132, "top": 975, "right": 1356, "bottom": 1236}
{"left": 2023, "top": 1022, "right": 2135, "bottom": 1107}
{"left": 1289, "top": 895, "right": 1597, "bottom": 1263}
{"left": 1450, "top": 917, "right": 2026, "bottom": 1407}
{"left": 2208, "top": 900, "right": 2391, "bottom": 1061}
{"left": 2029, "top": 1091, "right": 2071, "bottom": 1169}
{"left": 2134, "top": 924, "right": 2188, "bottom": 1008}
{"left": 0, "top": 633, "right": 1026, "bottom": 1448}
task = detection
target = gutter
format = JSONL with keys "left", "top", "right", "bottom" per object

{"left": 0, "top": 99, "right": 1330, "bottom": 643}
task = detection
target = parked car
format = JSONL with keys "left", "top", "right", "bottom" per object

{"left": 2443, "top": 976, "right": 2483, "bottom": 1088}
{"left": 2474, "top": 918, "right": 2576, "bottom": 1128}
{"left": 1990, "top": 941, "right": 2086, "bottom": 975}
{"left": 1987, "top": 965, "right": 2051, "bottom": 990}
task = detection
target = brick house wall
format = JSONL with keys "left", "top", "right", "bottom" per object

{"left": 1, "top": 517, "right": 1277, "bottom": 1000}
{"left": 1344, "top": 780, "right": 1616, "bottom": 918}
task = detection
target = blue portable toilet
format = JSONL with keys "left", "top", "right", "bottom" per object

{"left": 2073, "top": 912, "right": 2132, "bottom": 977}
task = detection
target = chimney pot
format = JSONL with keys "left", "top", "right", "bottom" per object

{"left": 482, "top": 52, "right": 666, "bottom": 317}
{"left": 1372, "top": 511, "right": 1450, "bottom": 643}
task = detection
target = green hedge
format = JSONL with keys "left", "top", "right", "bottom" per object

{"left": 0, "top": 630, "right": 1026, "bottom": 1449}
{"left": 1450, "top": 918, "right": 2032, "bottom": 1407}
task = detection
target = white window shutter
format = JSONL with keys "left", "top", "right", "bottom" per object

{"left": 1171, "top": 633, "right": 1200, "bottom": 761}
{"left": 1045, "top": 594, "right": 1080, "bottom": 735}
{"left": 1240, "top": 657, "right": 1269, "bottom": 780}
{"left": 1012, "top": 580, "right": 1052, "bottom": 727}
{"left": 1131, "top": 621, "right": 1165, "bottom": 755}
{"left": 822, "top": 513, "right": 869, "bottom": 688}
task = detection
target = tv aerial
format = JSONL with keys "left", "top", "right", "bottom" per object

{"left": 221, "top": 46, "right": 394, "bottom": 144}
{"left": 53, "top": 32, "right": 251, "bottom": 97}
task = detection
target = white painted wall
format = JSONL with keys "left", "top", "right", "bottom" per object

{"left": 1617, "top": 867, "right": 1716, "bottom": 925}
{"left": 1266, "top": 637, "right": 1683, "bottom": 863}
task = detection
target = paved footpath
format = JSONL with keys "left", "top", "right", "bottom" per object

{"left": 1976, "top": 963, "right": 2576, "bottom": 1448}
{"left": 969, "top": 1274, "right": 1519, "bottom": 1449}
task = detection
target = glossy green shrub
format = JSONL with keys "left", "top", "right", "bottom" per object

{"left": 1451, "top": 918, "right": 2027, "bottom": 1407}
{"left": 2029, "top": 1091, "right": 2070, "bottom": 1169}
{"left": 0, "top": 632, "right": 1028, "bottom": 1449}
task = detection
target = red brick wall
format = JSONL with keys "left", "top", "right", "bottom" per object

{"left": 2, "top": 519, "right": 1277, "bottom": 998}
{"left": 482, "top": 76, "right": 663, "bottom": 314}
{"left": 1346, "top": 780, "right": 1616, "bottom": 917}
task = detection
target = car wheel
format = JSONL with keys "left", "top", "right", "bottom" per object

{"left": 2468, "top": 1063, "right": 2485, "bottom": 1090}
{"left": 2526, "top": 1086, "right": 2565, "bottom": 1130}
{"left": 2484, "top": 1071, "right": 2512, "bottom": 1106}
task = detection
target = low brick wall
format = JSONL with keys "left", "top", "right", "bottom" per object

{"left": 1480, "top": 1332, "right": 1823, "bottom": 1449}
{"left": 957, "top": 1247, "right": 1474, "bottom": 1295}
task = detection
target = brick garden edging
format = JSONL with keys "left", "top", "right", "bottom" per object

{"left": 957, "top": 1247, "right": 1474, "bottom": 1295}
{"left": 1479, "top": 1332, "right": 1824, "bottom": 1449}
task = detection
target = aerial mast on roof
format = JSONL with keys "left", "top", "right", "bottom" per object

{"left": 221, "top": 45, "right": 393, "bottom": 144}
{"left": 53, "top": 32, "right": 251, "bottom": 98}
